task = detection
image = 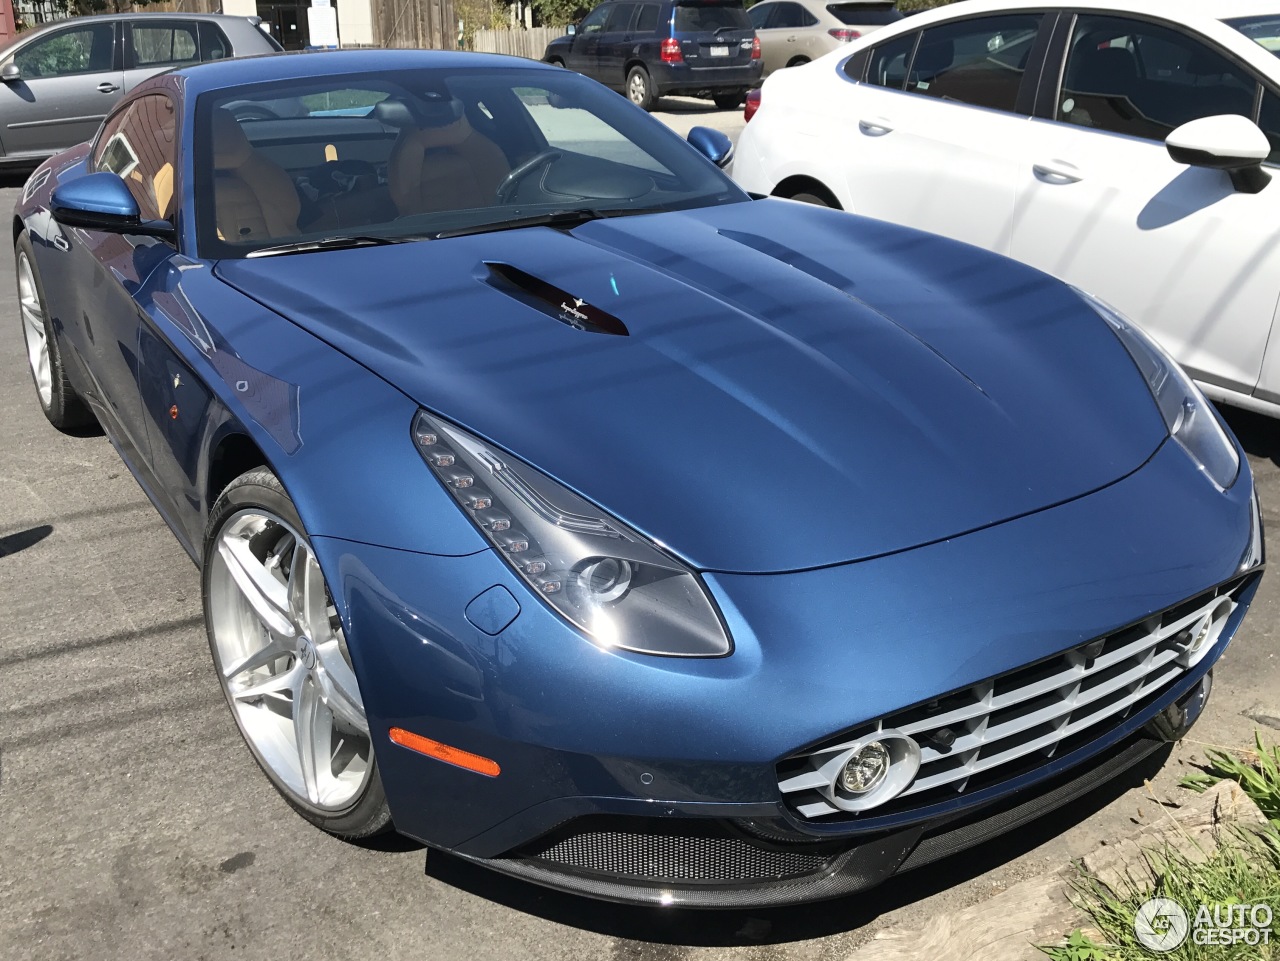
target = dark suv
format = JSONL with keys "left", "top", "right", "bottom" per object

{"left": 543, "top": 0, "right": 761, "bottom": 110}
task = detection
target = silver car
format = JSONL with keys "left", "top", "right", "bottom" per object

{"left": 0, "top": 13, "right": 281, "bottom": 168}
{"left": 748, "top": 0, "right": 902, "bottom": 73}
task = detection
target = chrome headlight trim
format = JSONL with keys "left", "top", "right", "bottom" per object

{"left": 1078, "top": 288, "right": 1240, "bottom": 491}
{"left": 413, "top": 410, "right": 732, "bottom": 657}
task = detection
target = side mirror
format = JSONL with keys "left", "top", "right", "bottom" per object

{"left": 50, "top": 172, "right": 176, "bottom": 241}
{"left": 566, "top": 23, "right": 577, "bottom": 36}
{"left": 1166, "top": 114, "right": 1272, "bottom": 194}
{"left": 687, "top": 125, "right": 734, "bottom": 168}
{"left": 2, "top": 62, "right": 22, "bottom": 83}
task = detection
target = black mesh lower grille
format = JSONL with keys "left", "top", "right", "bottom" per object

{"left": 518, "top": 817, "right": 836, "bottom": 883}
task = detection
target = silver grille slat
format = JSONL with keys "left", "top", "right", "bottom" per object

{"left": 777, "top": 584, "right": 1242, "bottom": 819}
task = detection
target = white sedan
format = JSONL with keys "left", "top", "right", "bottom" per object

{"left": 733, "top": 0, "right": 1280, "bottom": 419}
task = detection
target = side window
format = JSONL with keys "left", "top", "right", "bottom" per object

{"left": 1255, "top": 89, "right": 1280, "bottom": 164}
{"left": 93, "top": 94, "right": 179, "bottom": 221}
{"left": 865, "top": 31, "right": 915, "bottom": 89}
{"left": 908, "top": 14, "right": 1043, "bottom": 112}
{"left": 579, "top": 6, "right": 610, "bottom": 34}
{"left": 1060, "top": 16, "right": 1258, "bottom": 141}
{"left": 635, "top": 3, "right": 660, "bottom": 32}
{"left": 129, "top": 21, "right": 200, "bottom": 68}
{"left": 605, "top": 3, "right": 637, "bottom": 32}
{"left": 749, "top": 4, "right": 773, "bottom": 30}
{"left": 12, "top": 23, "right": 116, "bottom": 79}
{"left": 773, "top": 4, "right": 816, "bottom": 29}
{"left": 198, "top": 22, "right": 232, "bottom": 61}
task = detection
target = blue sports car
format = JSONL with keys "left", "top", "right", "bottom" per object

{"left": 13, "top": 49, "right": 1263, "bottom": 908}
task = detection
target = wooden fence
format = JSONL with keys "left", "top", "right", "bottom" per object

{"left": 471, "top": 26, "right": 561, "bottom": 59}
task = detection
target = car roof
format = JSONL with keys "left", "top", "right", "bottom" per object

{"left": 161, "top": 48, "right": 557, "bottom": 98}
{"left": 897, "top": 0, "right": 1280, "bottom": 22}
{"left": 25, "top": 11, "right": 257, "bottom": 26}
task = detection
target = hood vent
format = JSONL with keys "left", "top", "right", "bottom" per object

{"left": 483, "top": 262, "right": 629, "bottom": 336}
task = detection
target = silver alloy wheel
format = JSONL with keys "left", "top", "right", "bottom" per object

{"left": 628, "top": 71, "right": 647, "bottom": 104}
{"left": 17, "top": 250, "right": 52, "bottom": 407}
{"left": 207, "top": 509, "right": 372, "bottom": 811}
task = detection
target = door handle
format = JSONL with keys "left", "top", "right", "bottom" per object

{"left": 97, "top": 82, "right": 119, "bottom": 93}
{"left": 858, "top": 116, "right": 893, "bottom": 135}
{"left": 1032, "top": 160, "right": 1082, "bottom": 184}
{"left": 786, "top": 35, "right": 797, "bottom": 42}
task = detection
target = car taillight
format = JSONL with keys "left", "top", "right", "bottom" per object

{"left": 828, "top": 28, "right": 862, "bottom": 42}
{"left": 661, "top": 37, "right": 683, "bottom": 63}
{"left": 744, "top": 88, "right": 761, "bottom": 122}
{"left": 751, "top": 36, "right": 761, "bottom": 59}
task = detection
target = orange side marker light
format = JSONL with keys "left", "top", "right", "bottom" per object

{"left": 388, "top": 727, "right": 501, "bottom": 777}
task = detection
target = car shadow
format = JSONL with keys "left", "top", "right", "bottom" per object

{"left": 423, "top": 745, "right": 1170, "bottom": 945}
{"left": 1220, "top": 405, "right": 1280, "bottom": 468}
{"left": 0, "top": 524, "right": 53, "bottom": 558}
{"left": 655, "top": 96, "right": 731, "bottom": 114}
{"left": 0, "top": 168, "right": 35, "bottom": 190}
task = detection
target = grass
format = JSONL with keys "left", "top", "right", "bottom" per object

{"left": 1039, "top": 732, "right": 1280, "bottom": 961}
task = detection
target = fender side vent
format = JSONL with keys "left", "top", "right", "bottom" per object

{"left": 483, "top": 262, "right": 629, "bottom": 336}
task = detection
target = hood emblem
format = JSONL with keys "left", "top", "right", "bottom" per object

{"left": 560, "top": 296, "right": 590, "bottom": 327}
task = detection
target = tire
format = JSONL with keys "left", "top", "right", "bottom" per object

{"left": 15, "top": 231, "right": 94, "bottom": 432}
{"left": 203, "top": 467, "right": 392, "bottom": 839}
{"left": 785, "top": 190, "right": 836, "bottom": 208}
{"left": 626, "top": 66, "right": 657, "bottom": 110}
{"left": 713, "top": 92, "right": 743, "bottom": 110}
{"left": 548, "top": 57, "right": 565, "bottom": 67}
{"left": 785, "top": 56, "right": 810, "bottom": 68}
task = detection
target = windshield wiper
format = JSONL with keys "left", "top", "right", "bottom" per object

{"left": 432, "top": 208, "right": 645, "bottom": 240}
{"left": 246, "top": 235, "right": 407, "bottom": 258}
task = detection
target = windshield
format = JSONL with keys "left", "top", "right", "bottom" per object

{"left": 194, "top": 66, "right": 746, "bottom": 259}
{"left": 673, "top": 2, "right": 752, "bottom": 33}
{"left": 827, "top": 3, "right": 903, "bottom": 27}
{"left": 1225, "top": 15, "right": 1280, "bottom": 55}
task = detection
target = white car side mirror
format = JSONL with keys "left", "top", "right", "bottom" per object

{"left": 1166, "top": 114, "right": 1272, "bottom": 194}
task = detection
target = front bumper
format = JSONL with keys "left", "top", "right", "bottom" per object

{"left": 314, "top": 437, "right": 1259, "bottom": 906}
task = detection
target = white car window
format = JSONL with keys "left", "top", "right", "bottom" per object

{"left": 907, "top": 14, "right": 1042, "bottom": 113}
{"left": 1058, "top": 15, "right": 1257, "bottom": 142}
{"left": 13, "top": 23, "right": 115, "bottom": 79}
{"left": 865, "top": 30, "right": 916, "bottom": 89}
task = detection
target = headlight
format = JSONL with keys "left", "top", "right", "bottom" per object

{"left": 1079, "top": 289, "right": 1239, "bottom": 491}
{"left": 413, "top": 411, "right": 732, "bottom": 657}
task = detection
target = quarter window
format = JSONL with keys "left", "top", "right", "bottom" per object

{"left": 12, "top": 23, "right": 115, "bottom": 79}
{"left": 908, "top": 14, "right": 1042, "bottom": 112}
{"left": 635, "top": 3, "right": 660, "bottom": 32}
{"left": 1059, "top": 16, "right": 1258, "bottom": 141}
{"left": 93, "top": 94, "right": 179, "bottom": 222}
{"left": 130, "top": 21, "right": 201, "bottom": 67}
{"left": 865, "top": 31, "right": 915, "bottom": 89}
{"left": 1256, "top": 89, "right": 1280, "bottom": 164}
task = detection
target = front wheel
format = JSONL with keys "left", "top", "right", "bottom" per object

{"left": 785, "top": 56, "right": 810, "bottom": 68}
{"left": 627, "top": 66, "right": 657, "bottom": 110}
{"left": 713, "top": 92, "right": 744, "bottom": 110}
{"left": 788, "top": 191, "right": 833, "bottom": 207}
{"left": 15, "top": 231, "right": 94, "bottom": 432}
{"left": 203, "top": 467, "right": 392, "bottom": 839}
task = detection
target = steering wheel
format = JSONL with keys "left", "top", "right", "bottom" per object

{"left": 495, "top": 149, "right": 563, "bottom": 203}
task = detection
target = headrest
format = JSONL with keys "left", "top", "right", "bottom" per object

{"left": 408, "top": 113, "right": 474, "bottom": 149}
{"left": 212, "top": 108, "right": 253, "bottom": 170}
{"left": 912, "top": 38, "right": 953, "bottom": 79}
{"left": 374, "top": 94, "right": 465, "bottom": 130}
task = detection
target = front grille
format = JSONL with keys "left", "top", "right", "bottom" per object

{"left": 517, "top": 816, "right": 836, "bottom": 883}
{"left": 778, "top": 576, "right": 1249, "bottom": 820}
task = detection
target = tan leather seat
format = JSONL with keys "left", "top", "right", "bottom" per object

{"left": 387, "top": 114, "right": 510, "bottom": 217}
{"left": 212, "top": 109, "right": 300, "bottom": 243}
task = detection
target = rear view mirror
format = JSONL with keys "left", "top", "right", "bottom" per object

{"left": 1166, "top": 114, "right": 1272, "bottom": 194}
{"left": 50, "top": 172, "right": 175, "bottom": 241}
{"left": 1, "top": 62, "right": 21, "bottom": 83}
{"left": 686, "top": 126, "right": 734, "bottom": 168}
{"left": 566, "top": 23, "right": 577, "bottom": 36}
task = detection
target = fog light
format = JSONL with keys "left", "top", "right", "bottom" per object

{"left": 841, "top": 741, "right": 890, "bottom": 794}
{"left": 821, "top": 729, "right": 922, "bottom": 812}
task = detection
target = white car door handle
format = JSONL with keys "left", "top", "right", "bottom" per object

{"left": 1032, "top": 160, "right": 1082, "bottom": 184}
{"left": 859, "top": 116, "right": 893, "bottom": 136}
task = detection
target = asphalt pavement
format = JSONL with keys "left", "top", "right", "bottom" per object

{"left": 1, "top": 135, "right": 1278, "bottom": 961}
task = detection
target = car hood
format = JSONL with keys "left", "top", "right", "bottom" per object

{"left": 214, "top": 200, "right": 1166, "bottom": 573}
